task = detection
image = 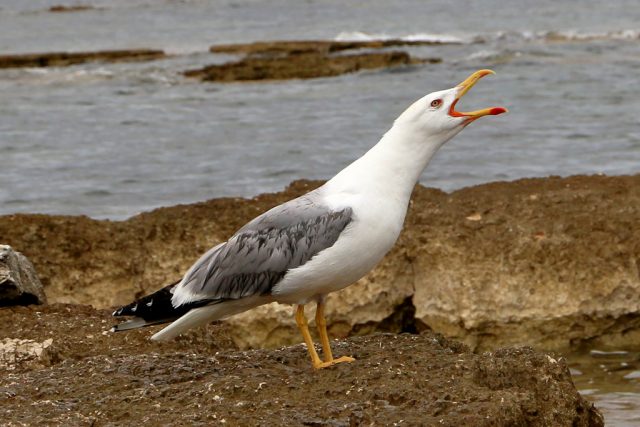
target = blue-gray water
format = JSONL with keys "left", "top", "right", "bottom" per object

{"left": 1, "top": 0, "right": 639, "bottom": 219}
{"left": 1, "top": 1, "right": 639, "bottom": 422}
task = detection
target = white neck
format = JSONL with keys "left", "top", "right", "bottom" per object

{"left": 324, "top": 123, "right": 455, "bottom": 206}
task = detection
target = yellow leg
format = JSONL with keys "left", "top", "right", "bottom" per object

{"left": 295, "top": 304, "right": 355, "bottom": 369}
{"left": 316, "top": 302, "right": 355, "bottom": 368}
{"left": 295, "top": 305, "right": 323, "bottom": 368}
{"left": 315, "top": 301, "right": 334, "bottom": 362}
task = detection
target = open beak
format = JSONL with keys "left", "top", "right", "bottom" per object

{"left": 449, "top": 69, "right": 508, "bottom": 122}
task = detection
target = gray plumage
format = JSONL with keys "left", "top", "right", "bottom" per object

{"left": 174, "top": 192, "right": 353, "bottom": 305}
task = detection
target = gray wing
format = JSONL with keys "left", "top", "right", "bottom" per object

{"left": 172, "top": 192, "right": 352, "bottom": 305}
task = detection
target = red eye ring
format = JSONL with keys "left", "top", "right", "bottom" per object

{"left": 430, "top": 99, "right": 442, "bottom": 108}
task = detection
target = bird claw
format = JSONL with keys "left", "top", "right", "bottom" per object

{"left": 313, "top": 356, "right": 355, "bottom": 369}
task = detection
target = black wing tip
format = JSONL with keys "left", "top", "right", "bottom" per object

{"left": 112, "top": 302, "right": 138, "bottom": 317}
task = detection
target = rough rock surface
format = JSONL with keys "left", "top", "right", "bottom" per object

{"left": 1, "top": 175, "right": 639, "bottom": 351}
{"left": 48, "top": 5, "right": 96, "bottom": 13}
{"left": 0, "top": 245, "right": 46, "bottom": 306}
{"left": 0, "top": 49, "right": 166, "bottom": 69}
{"left": 184, "top": 50, "right": 435, "bottom": 82}
{"left": 209, "top": 38, "right": 464, "bottom": 56}
{"left": 0, "top": 304, "right": 602, "bottom": 426}
{"left": 0, "top": 338, "right": 56, "bottom": 371}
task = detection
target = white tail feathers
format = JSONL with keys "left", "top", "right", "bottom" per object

{"left": 150, "top": 296, "right": 268, "bottom": 341}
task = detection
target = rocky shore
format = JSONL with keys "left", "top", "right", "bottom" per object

{"left": 4, "top": 174, "right": 637, "bottom": 425}
{"left": 1, "top": 174, "right": 639, "bottom": 354}
{"left": 0, "top": 305, "right": 602, "bottom": 426}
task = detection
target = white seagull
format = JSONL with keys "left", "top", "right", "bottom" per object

{"left": 112, "top": 69, "right": 507, "bottom": 369}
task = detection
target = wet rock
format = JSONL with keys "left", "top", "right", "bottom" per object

{"left": 0, "top": 175, "right": 639, "bottom": 351}
{"left": 0, "top": 49, "right": 166, "bottom": 69}
{"left": 48, "top": 5, "right": 95, "bottom": 13}
{"left": 190, "top": 38, "right": 447, "bottom": 82}
{"left": 0, "top": 245, "right": 46, "bottom": 306}
{"left": 0, "top": 306, "right": 604, "bottom": 427}
{"left": 184, "top": 50, "right": 436, "bottom": 82}
{"left": 209, "top": 38, "right": 464, "bottom": 56}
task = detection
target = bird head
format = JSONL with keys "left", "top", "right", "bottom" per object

{"left": 395, "top": 69, "right": 507, "bottom": 143}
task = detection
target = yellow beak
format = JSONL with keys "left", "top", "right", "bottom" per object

{"left": 449, "top": 69, "right": 508, "bottom": 120}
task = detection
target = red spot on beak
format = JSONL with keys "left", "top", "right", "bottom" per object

{"left": 489, "top": 107, "right": 508, "bottom": 116}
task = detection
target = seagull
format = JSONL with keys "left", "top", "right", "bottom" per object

{"left": 112, "top": 69, "right": 507, "bottom": 369}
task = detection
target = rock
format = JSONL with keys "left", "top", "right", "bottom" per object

{"left": 184, "top": 50, "right": 436, "bottom": 82}
{"left": 0, "top": 304, "right": 604, "bottom": 426}
{"left": 209, "top": 38, "right": 464, "bottom": 56}
{"left": 0, "top": 245, "right": 46, "bottom": 306}
{"left": 408, "top": 176, "right": 640, "bottom": 351}
{"left": 48, "top": 5, "right": 96, "bottom": 13}
{"left": 0, "top": 338, "right": 57, "bottom": 371}
{"left": 0, "top": 175, "right": 639, "bottom": 351}
{"left": 0, "top": 49, "right": 166, "bottom": 69}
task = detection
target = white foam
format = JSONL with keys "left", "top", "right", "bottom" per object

{"left": 334, "top": 30, "right": 467, "bottom": 44}
{"left": 163, "top": 44, "right": 211, "bottom": 55}
{"left": 487, "top": 28, "right": 640, "bottom": 43}
{"left": 400, "top": 32, "right": 465, "bottom": 44}
{"left": 335, "top": 31, "right": 393, "bottom": 42}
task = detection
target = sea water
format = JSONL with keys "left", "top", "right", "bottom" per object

{"left": 1, "top": 0, "right": 639, "bottom": 219}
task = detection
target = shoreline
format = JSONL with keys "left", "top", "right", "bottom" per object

{"left": 2, "top": 173, "right": 639, "bottom": 352}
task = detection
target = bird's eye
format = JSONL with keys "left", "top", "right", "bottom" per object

{"left": 430, "top": 99, "right": 442, "bottom": 108}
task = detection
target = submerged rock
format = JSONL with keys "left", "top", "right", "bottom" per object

{"left": 184, "top": 50, "right": 436, "bottom": 82}
{"left": 0, "top": 304, "right": 603, "bottom": 426}
{"left": 0, "top": 49, "right": 166, "bottom": 69}
{"left": 209, "top": 38, "right": 464, "bottom": 56}
{"left": 0, "top": 245, "right": 46, "bottom": 306}
{"left": 189, "top": 38, "right": 445, "bottom": 82}
{"left": 48, "top": 5, "right": 96, "bottom": 13}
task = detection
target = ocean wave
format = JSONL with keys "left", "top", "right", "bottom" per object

{"left": 6, "top": 67, "right": 115, "bottom": 85}
{"left": 464, "top": 49, "right": 522, "bottom": 64}
{"left": 163, "top": 44, "right": 211, "bottom": 55}
{"left": 538, "top": 29, "right": 640, "bottom": 42}
{"left": 334, "top": 31, "right": 468, "bottom": 44}
{"left": 333, "top": 28, "right": 640, "bottom": 45}
{"left": 3, "top": 66, "right": 179, "bottom": 86}
{"left": 491, "top": 29, "right": 640, "bottom": 43}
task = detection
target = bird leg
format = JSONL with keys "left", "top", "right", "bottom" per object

{"left": 315, "top": 301, "right": 334, "bottom": 362}
{"left": 315, "top": 301, "right": 355, "bottom": 366}
{"left": 295, "top": 304, "right": 354, "bottom": 369}
{"left": 295, "top": 305, "right": 323, "bottom": 368}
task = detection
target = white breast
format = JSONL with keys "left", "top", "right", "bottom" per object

{"left": 270, "top": 189, "right": 407, "bottom": 305}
